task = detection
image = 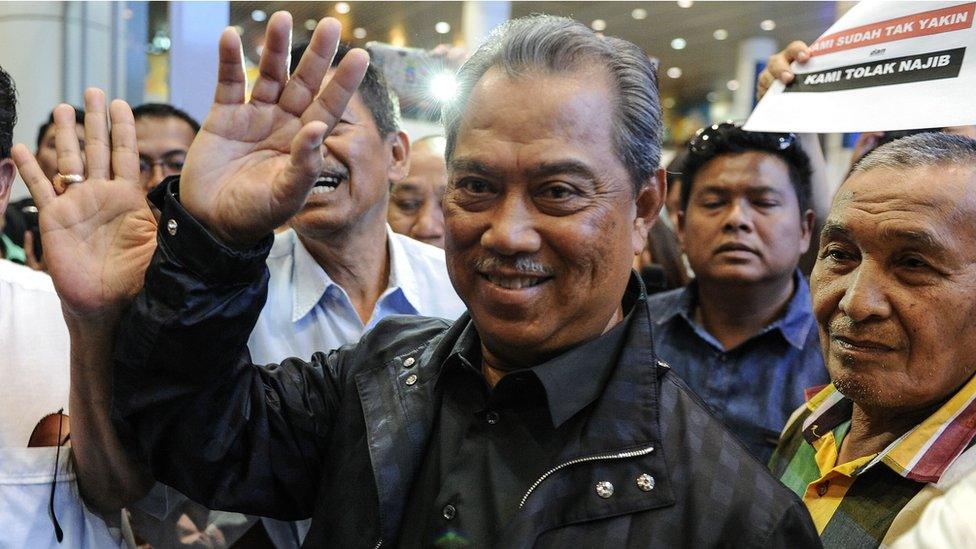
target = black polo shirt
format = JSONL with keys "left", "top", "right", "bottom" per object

{"left": 397, "top": 285, "right": 639, "bottom": 547}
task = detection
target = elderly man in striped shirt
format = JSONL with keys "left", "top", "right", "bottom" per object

{"left": 769, "top": 133, "right": 976, "bottom": 547}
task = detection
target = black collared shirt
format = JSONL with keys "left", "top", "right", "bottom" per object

{"left": 398, "top": 283, "right": 639, "bottom": 548}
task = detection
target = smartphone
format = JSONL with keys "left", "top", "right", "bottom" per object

{"left": 365, "top": 42, "right": 434, "bottom": 96}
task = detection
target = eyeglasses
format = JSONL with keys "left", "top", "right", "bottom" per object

{"left": 139, "top": 153, "right": 186, "bottom": 176}
{"left": 688, "top": 121, "right": 797, "bottom": 156}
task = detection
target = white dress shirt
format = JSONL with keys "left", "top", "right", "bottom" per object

{"left": 248, "top": 226, "right": 465, "bottom": 364}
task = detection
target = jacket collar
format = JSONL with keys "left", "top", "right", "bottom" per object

{"left": 357, "top": 273, "right": 676, "bottom": 544}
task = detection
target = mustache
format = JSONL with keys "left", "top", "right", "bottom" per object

{"left": 319, "top": 160, "right": 349, "bottom": 179}
{"left": 473, "top": 255, "right": 555, "bottom": 277}
{"left": 828, "top": 316, "right": 900, "bottom": 342}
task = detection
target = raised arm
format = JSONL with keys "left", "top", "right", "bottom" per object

{"left": 11, "top": 91, "right": 157, "bottom": 512}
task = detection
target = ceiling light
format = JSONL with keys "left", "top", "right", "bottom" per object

{"left": 335, "top": 2, "right": 351, "bottom": 14}
{"left": 591, "top": 19, "right": 607, "bottom": 31}
{"left": 671, "top": 38, "right": 686, "bottom": 50}
{"left": 353, "top": 27, "right": 367, "bottom": 39}
{"left": 707, "top": 91, "right": 719, "bottom": 102}
{"left": 663, "top": 97, "right": 676, "bottom": 109}
{"left": 251, "top": 9, "right": 267, "bottom": 22}
{"left": 727, "top": 80, "right": 740, "bottom": 91}
{"left": 304, "top": 19, "right": 317, "bottom": 31}
{"left": 677, "top": 0, "right": 694, "bottom": 8}
{"left": 713, "top": 29, "right": 728, "bottom": 40}
{"left": 631, "top": 8, "right": 648, "bottom": 20}
{"left": 666, "top": 67, "right": 682, "bottom": 79}
{"left": 435, "top": 21, "right": 451, "bottom": 34}
{"left": 760, "top": 19, "right": 776, "bottom": 31}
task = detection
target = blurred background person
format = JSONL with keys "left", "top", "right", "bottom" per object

{"left": 648, "top": 122, "right": 827, "bottom": 462}
{"left": 133, "top": 103, "right": 199, "bottom": 191}
{"left": 387, "top": 134, "right": 447, "bottom": 248}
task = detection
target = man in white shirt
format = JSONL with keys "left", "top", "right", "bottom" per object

{"left": 246, "top": 42, "right": 465, "bottom": 366}
{"left": 0, "top": 65, "right": 125, "bottom": 548}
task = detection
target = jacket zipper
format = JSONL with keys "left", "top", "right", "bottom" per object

{"left": 374, "top": 540, "right": 382, "bottom": 548}
{"left": 517, "top": 444, "right": 656, "bottom": 510}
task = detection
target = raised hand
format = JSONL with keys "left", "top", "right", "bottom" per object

{"left": 11, "top": 90, "right": 157, "bottom": 319}
{"left": 179, "top": 13, "right": 369, "bottom": 246}
{"left": 756, "top": 40, "right": 811, "bottom": 100}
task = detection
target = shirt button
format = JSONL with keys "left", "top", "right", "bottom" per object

{"left": 403, "top": 357, "right": 415, "bottom": 368}
{"left": 486, "top": 411, "right": 500, "bottom": 425}
{"left": 817, "top": 480, "right": 830, "bottom": 496}
{"left": 166, "top": 219, "right": 178, "bottom": 236}
{"left": 442, "top": 504, "right": 456, "bottom": 520}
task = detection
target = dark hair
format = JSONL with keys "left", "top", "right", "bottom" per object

{"left": 442, "top": 15, "right": 662, "bottom": 193}
{"left": 290, "top": 42, "right": 401, "bottom": 137}
{"left": 35, "top": 107, "right": 86, "bottom": 150}
{"left": 132, "top": 103, "right": 201, "bottom": 133}
{"left": 680, "top": 124, "right": 812, "bottom": 214}
{"left": 0, "top": 66, "right": 16, "bottom": 158}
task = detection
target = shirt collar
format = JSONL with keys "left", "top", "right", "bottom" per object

{"left": 290, "top": 226, "right": 424, "bottom": 323}
{"left": 385, "top": 225, "right": 422, "bottom": 315}
{"left": 801, "top": 374, "right": 976, "bottom": 483}
{"left": 655, "top": 269, "right": 814, "bottom": 350}
{"left": 768, "top": 270, "right": 816, "bottom": 350}
{"left": 290, "top": 231, "right": 338, "bottom": 322}
{"left": 445, "top": 274, "right": 643, "bottom": 429}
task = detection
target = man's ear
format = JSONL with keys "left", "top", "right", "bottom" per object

{"left": 632, "top": 168, "right": 666, "bottom": 255}
{"left": 0, "top": 158, "right": 15, "bottom": 215}
{"left": 799, "top": 208, "right": 815, "bottom": 254}
{"left": 387, "top": 130, "right": 411, "bottom": 184}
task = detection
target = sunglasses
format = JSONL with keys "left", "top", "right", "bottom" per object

{"left": 688, "top": 121, "right": 796, "bottom": 156}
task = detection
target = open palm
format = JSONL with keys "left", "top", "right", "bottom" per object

{"left": 12, "top": 93, "right": 157, "bottom": 318}
{"left": 180, "top": 13, "right": 368, "bottom": 246}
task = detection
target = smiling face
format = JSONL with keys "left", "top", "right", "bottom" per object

{"left": 445, "top": 65, "right": 661, "bottom": 369}
{"left": 388, "top": 138, "right": 448, "bottom": 247}
{"left": 811, "top": 164, "right": 976, "bottom": 412}
{"left": 679, "top": 151, "right": 812, "bottom": 286}
{"left": 290, "top": 85, "right": 407, "bottom": 240}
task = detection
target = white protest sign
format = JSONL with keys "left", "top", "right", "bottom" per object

{"left": 744, "top": 1, "right": 976, "bottom": 133}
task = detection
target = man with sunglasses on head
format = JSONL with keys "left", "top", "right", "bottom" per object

{"left": 133, "top": 103, "right": 199, "bottom": 192}
{"left": 647, "top": 122, "right": 828, "bottom": 463}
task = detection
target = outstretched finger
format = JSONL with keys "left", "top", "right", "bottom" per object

{"left": 250, "top": 11, "right": 293, "bottom": 105}
{"left": 301, "top": 47, "right": 368, "bottom": 128}
{"left": 109, "top": 99, "right": 141, "bottom": 184}
{"left": 10, "top": 144, "right": 56, "bottom": 208}
{"left": 214, "top": 28, "right": 246, "bottom": 105}
{"left": 53, "top": 104, "right": 85, "bottom": 180}
{"left": 83, "top": 89, "right": 111, "bottom": 180}
{"left": 278, "top": 18, "right": 341, "bottom": 117}
{"left": 277, "top": 121, "right": 327, "bottom": 203}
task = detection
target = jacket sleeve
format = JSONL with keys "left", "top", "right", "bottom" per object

{"left": 761, "top": 498, "right": 823, "bottom": 549}
{"left": 111, "top": 178, "right": 344, "bottom": 520}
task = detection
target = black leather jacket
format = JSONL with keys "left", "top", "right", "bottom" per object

{"left": 112, "top": 181, "right": 821, "bottom": 548}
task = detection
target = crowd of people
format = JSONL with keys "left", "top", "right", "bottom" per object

{"left": 1, "top": 8, "right": 975, "bottom": 549}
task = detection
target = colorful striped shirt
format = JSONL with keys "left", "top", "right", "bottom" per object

{"left": 769, "top": 375, "right": 976, "bottom": 547}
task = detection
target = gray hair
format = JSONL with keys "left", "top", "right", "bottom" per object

{"left": 442, "top": 15, "right": 662, "bottom": 193}
{"left": 851, "top": 132, "right": 976, "bottom": 175}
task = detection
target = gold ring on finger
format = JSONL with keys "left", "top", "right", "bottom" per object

{"left": 53, "top": 173, "right": 84, "bottom": 194}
